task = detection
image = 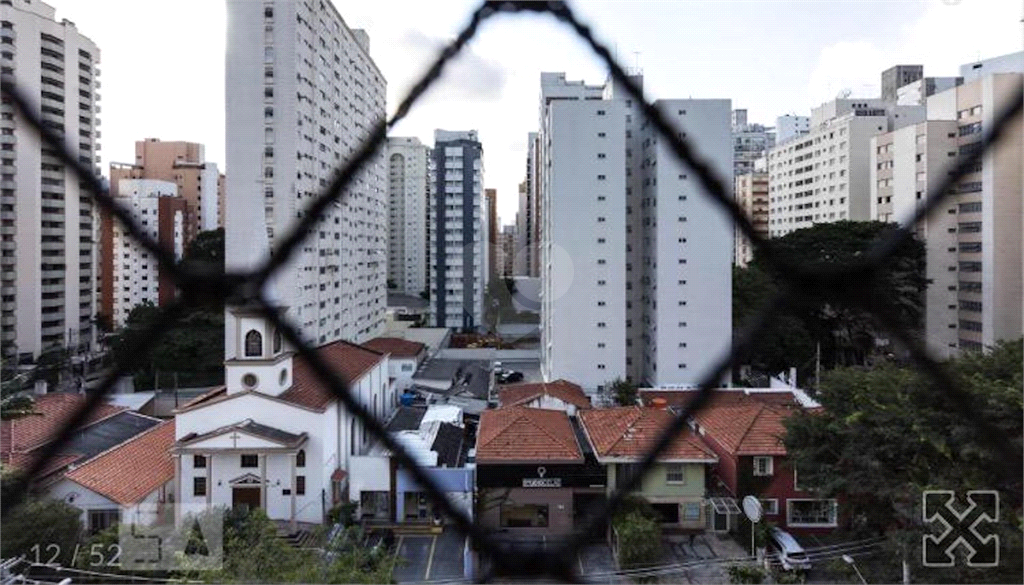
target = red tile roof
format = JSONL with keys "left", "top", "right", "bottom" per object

{"left": 639, "top": 389, "right": 800, "bottom": 411}
{"left": 579, "top": 407, "right": 717, "bottom": 462}
{"left": 1, "top": 394, "right": 126, "bottom": 455}
{"left": 64, "top": 420, "right": 175, "bottom": 505}
{"left": 691, "top": 402, "right": 790, "bottom": 456}
{"left": 362, "top": 337, "right": 426, "bottom": 359}
{"left": 498, "top": 380, "right": 591, "bottom": 410}
{"left": 280, "top": 340, "right": 385, "bottom": 410}
{"left": 477, "top": 406, "right": 583, "bottom": 463}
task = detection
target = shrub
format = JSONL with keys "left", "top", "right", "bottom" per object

{"left": 613, "top": 512, "right": 662, "bottom": 570}
{"left": 727, "top": 564, "right": 766, "bottom": 584}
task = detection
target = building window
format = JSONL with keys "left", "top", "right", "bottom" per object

{"left": 296, "top": 476, "right": 306, "bottom": 495}
{"left": 683, "top": 502, "right": 701, "bottom": 521}
{"left": 761, "top": 499, "right": 779, "bottom": 515}
{"left": 241, "top": 454, "right": 259, "bottom": 468}
{"left": 752, "top": 456, "right": 773, "bottom": 476}
{"left": 500, "top": 503, "right": 548, "bottom": 528}
{"left": 89, "top": 509, "right": 121, "bottom": 534}
{"left": 296, "top": 449, "right": 305, "bottom": 467}
{"left": 193, "top": 455, "right": 207, "bottom": 468}
{"left": 665, "top": 464, "right": 685, "bottom": 484}
{"left": 787, "top": 499, "right": 838, "bottom": 527}
{"left": 244, "top": 330, "right": 263, "bottom": 356}
{"left": 193, "top": 477, "right": 207, "bottom": 497}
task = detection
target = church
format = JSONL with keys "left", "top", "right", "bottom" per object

{"left": 172, "top": 304, "right": 394, "bottom": 527}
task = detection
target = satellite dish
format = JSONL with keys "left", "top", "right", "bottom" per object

{"left": 742, "top": 495, "right": 763, "bottom": 523}
{"left": 837, "top": 88, "right": 853, "bottom": 99}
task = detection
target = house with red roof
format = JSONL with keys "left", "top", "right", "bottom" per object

{"left": 48, "top": 420, "right": 176, "bottom": 533}
{"left": 497, "top": 379, "right": 591, "bottom": 416}
{"left": 172, "top": 308, "right": 394, "bottom": 528}
{"left": 579, "top": 406, "right": 718, "bottom": 531}
{"left": 475, "top": 406, "right": 605, "bottom": 536}
{"left": 649, "top": 388, "right": 836, "bottom": 534}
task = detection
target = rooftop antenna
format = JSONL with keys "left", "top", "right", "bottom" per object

{"left": 633, "top": 51, "right": 641, "bottom": 72}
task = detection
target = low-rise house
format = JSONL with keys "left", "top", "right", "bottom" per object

{"left": 1, "top": 393, "right": 163, "bottom": 489}
{"left": 578, "top": 406, "right": 718, "bottom": 531}
{"left": 363, "top": 337, "right": 427, "bottom": 395}
{"left": 475, "top": 406, "right": 605, "bottom": 536}
{"left": 497, "top": 380, "right": 591, "bottom": 416}
{"left": 48, "top": 420, "right": 176, "bottom": 533}
{"left": 643, "top": 388, "right": 835, "bottom": 534}
{"left": 172, "top": 307, "right": 393, "bottom": 528}
{"left": 348, "top": 404, "right": 474, "bottom": 524}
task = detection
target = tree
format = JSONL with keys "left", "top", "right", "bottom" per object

{"left": 609, "top": 377, "right": 638, "bottom": 406}
{"left": 613, "top": 512, "right": 662, "bottom": 570}
{"left": 783, "top": 340, "right": 1023, "bottom": 583}
{"left": 0, "top": 499, "right": 84, "bottom": 565}
{"left": 183, "top": 228, "right": 225, "bottom": 268}
{"left": 734, "top": 221, "right": 926, "bottom": 384}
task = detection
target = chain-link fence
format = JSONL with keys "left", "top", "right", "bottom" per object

{"left": 2, "top": 1, "right": 1022, "bottom": 582}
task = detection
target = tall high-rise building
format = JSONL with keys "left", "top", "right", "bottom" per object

{"left": 485, "top": 188, "right": 497, "bottom": 284}
{"left": 428, "top": 130, "right": 485, "bottom": 330}
{"left": 385, "top": 136, "right": 430, "bottom": 296}
{"left": 498, "top": 223, "right": 516, "bottom": 278}
{"left": 225, "top": 0, "right": 387, "bottom": 352}
{"left": 767, "top": 98, "right": 925, "bottom": 237}
{"left": 99, "top": 179, "right": 185, "bottom": 328}
{"left": 734, "top": 172, "right": 769, "bottom": 267}
{"left": 731, "top": 109, "right": 775, "bottom": 176}
{"left": 959, "top": 51, "right": 1024, "bottom": 81}
{"left": 109, "top": 138, "right": 225, "bottom": 241}
{"left": 775, "top": 114, "right": 810, "bottom": 145}
{"left": 1, "top": 0, "right": 100, "bottom": 360}
{"left": 881, "top": 64, "right": 924, "bottom": 102}
{"left": 514, "top": 132, "right": 541, "bottom": 277}
{"left": 872, "top": 73, "right": 1022, "bottom": 357}
{"left": 539, "top": 72, "right": 732, "bottom": 390}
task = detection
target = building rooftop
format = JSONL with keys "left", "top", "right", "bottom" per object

{"left": 498, "top": 379, "right": 591, "bottom": 410}
{"left": 64, "top": 420, "right": 175, "bottom": 505}
{"left": 476, "top": 406, "right": 583, "bottom": 464}
{"left": 177, "top": 419, "right": 307, "bottom": 449}
{"left": 691, "top": 401, "right": 793, "bottom": 456}
{"left": 363, "top": 337, "right": 426, "bottom": 359}
{"left": 579, "top": 407, "right": 717, "bottom": 463}
{"left": 282, "top": 340, "right": 385, "bottom": 410}
{"left": 1, "top": 393, "right": 127, "bottom": 454}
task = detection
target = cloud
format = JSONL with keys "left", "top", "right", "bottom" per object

{"left": 806, "top": 0, "right": 1022, "bottom": 110}
{"left": 393, "top": 29, "right": 509, "bottom": 104}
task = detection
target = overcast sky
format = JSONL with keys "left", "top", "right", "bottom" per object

{"left": 44, "top": 0, "right": 1023, "bottom": 225}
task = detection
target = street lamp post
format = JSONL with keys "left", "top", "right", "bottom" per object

{"left": 842, "top": 554, "right": 867, "bottom": 585}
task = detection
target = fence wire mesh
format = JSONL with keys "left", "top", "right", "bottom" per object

{"left": 2, "top": 0, "right": 1023, "bottom": 582}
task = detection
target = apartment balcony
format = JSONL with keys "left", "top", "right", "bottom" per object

{"left": 0, "top": 179, "right": 15, "bottom": 190}
{"left": 0, "top": 134, "right": 16, "bottom": 146}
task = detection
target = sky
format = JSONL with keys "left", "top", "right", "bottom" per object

{"left": 42, "top": 0, "right": 1023, "bottom": 226}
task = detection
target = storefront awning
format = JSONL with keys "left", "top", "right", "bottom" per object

{"left": 709, "top": 497, "right": 741, "bottom": 515}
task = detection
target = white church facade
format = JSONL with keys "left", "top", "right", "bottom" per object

{"left": 172, "top": 305, "right": 395, "bottom": 527}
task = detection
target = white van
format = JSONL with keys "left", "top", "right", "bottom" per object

{"left": 770, "top": 527, "right": 811, "bottom": 571}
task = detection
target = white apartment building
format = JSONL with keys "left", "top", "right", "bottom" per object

{"left": 775, "top": 115, "right": 810, "bottom": 145}
{"left": 767, "top": 99, "right": 925, "bottom": 237}
{"left": 0, "top": 0, "right": 100, "bottom": 360}
{"left": 428, "top": 129, "right": 486, "bottom": 331}
{"left": 896, "top": 77, "right": 963, "bottom": 106}
{"left": 225, "top": 0, "right": 387, "bottom": 354}
{"left": 539, "top": 72, "right": 626, "bottom": 388}
{"left": 872, "top": 73, "right": 1023, "bottom": 357}
{"left": 386, "top": 137, "right": 430, "bottom": 297}
{"left": 635, "top": 99, "right": 733, "bottom": 387}
{"left": 539, "top": 72, "right": 732, "bottom": 390}
{"left": 106, "top": 179, "right": 184, "bottom": 327}
{"left": 960, "top": 51, "right": 1024, "bottom": 82}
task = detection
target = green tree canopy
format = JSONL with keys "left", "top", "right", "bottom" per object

{"left": 734, "top": 221, "right": 926, "bottom": 383}
{"left": 783, "top": 340, "right": 1023, "bottom": 582}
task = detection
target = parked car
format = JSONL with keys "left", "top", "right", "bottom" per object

{"left": 497, "top": 370, "right": 524, "bottom": 383}
{"left": 769, "top": 527, "right": 811, "bottom": 571}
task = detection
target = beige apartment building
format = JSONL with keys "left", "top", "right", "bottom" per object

{"left": 871, "top": 73, "right": 1022, "bottom": 357}
{"left": 733, "top": 172, "right": 768, "bottom": 267}
{"left": 109, "top": 138, "right": 224, "bottom": 244}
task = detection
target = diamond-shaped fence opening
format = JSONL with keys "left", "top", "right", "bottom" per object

{"left": 2, "top": 1, "right": 1022, "bottom": 582}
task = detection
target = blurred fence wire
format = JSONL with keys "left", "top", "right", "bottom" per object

{"left": 2, "top": 1, "right": 1022, "bottom": 582}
